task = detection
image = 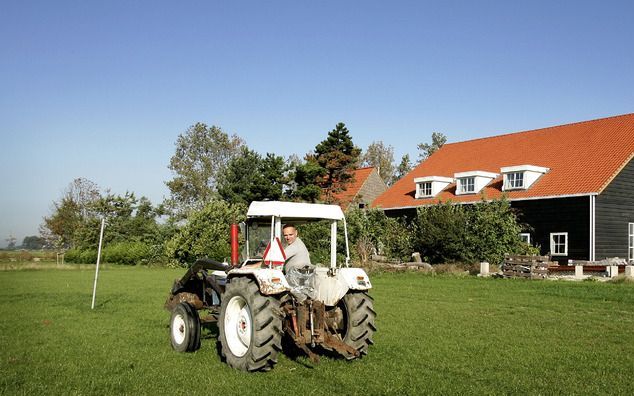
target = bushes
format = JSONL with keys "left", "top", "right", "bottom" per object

{"left": 103, "top": 242, "right": 151, "bottom": 265}
{"left": 298, "top": 219, "right": 340, "bottom": 266}
{"left": 346, "top": 208, "right": 411, "bottom": 264}
{"left": 165, "top": 200, "right": 246, "bottom": 266}
{"left": 298, "top": 201, "right": 529, "bottom": 267}
{"left": 411, "top": 198, "right": 538, "bottom": 265}
{"left": 64, "top": 242, "right": 154, "bottom": 265}
{"left": 60, "top": 198, "right": 533, "bottom": 267}
{"left": 64, "top": 200, "right": 245, "bottom": 266}
{"left": 65, "top": 248, "right": 98, "bottom": 264}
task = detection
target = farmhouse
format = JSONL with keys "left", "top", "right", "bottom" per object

{"left": 373, "top": 113, "right": 634, "bottom": 263}
{"left": 332, "top": 167, "right": 387, "bottom": 210}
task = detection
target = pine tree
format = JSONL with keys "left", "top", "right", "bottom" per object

{"left": 313, "top": 123, "right": 361, "bottom": 203}
{"left": 291, "top": 122, "right": 361, "bottom": 203}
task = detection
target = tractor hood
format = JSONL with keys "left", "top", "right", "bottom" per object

{"left": 247, "top": 201, "right": 344, "bottom": 221}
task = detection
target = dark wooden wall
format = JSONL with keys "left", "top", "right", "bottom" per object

{"left": 511, "top": 197, "right": 590, "bottom": 263}
{"left": 596, "top": 158, "right": 634, "bottom": 260}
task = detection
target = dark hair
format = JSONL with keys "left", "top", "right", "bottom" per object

{"left": 282, "top": 223, "right": 297, "bottom": 230}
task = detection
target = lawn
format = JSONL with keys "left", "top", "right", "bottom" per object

{"left": 1, "top": 266, "right": 633, "bottom": 395}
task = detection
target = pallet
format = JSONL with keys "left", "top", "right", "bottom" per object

{"left": 502, "top": 255, "right": 552, "bottom": 279}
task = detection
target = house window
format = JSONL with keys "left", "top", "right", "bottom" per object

{"left": 519, "top": 233, "right": 531, "bottom": 245}
{"left": 419, "top": 182, "right": 432, "bottom": 197}
{"left": 550, "top": 232, "right": 568, "bottom": 256}
{"left": 458, "top": 177, "right": 475, "bottom": 194}
{"left": 629, "top": 223, "right": 634, "bottom": 262}
{"left": 506, "top": 172, "right": 524, "bottom": 189}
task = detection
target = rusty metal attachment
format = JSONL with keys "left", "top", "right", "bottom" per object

{"left": 281, "top": 299, "right": 360, "bottom": 362}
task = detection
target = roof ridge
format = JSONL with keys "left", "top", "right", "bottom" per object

{"left": 443, "top": 112, "right": 634, "bottom": 146}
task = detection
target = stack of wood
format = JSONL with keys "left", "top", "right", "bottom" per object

{"left": 502, "top": 255, "right": 551, "bottom": 279}
{"left": 368, "top": 253, "right": 434, "bottom": 272}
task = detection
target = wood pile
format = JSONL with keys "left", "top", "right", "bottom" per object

{"left": 368, "top": 253, "right": 433, "bottom": 272}
{"left": 502, "top": 255, "right": 552, "bottom": 279}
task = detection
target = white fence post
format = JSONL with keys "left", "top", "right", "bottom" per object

{"left": 479, "top": 262, "right": 489, "bottom": 277}
{"left": 91, "top": 218, "right": 106, "bottom": 309}
{"left": 575, "top": 265, "right": 584, "bottom": 279}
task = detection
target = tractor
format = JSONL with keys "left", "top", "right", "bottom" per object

{"left": 164, "top": 201, "right": 376, "bottom": 372}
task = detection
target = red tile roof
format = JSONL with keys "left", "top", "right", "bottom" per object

{"left": 332, "top": 167, "right": 376, "bottom": 207}
{"left": 373, "top": 113, "right": 634, "bottom": 209}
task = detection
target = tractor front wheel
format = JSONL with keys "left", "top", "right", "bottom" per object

{"left": 170, "top": 302, "right": 201, "bottom": 352}
{"left": 218, "top": 277, "right": 283, "bottom": 372}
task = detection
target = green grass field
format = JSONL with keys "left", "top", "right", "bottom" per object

{"left": 1, "top": 266, "right": 633, "bottom": 395}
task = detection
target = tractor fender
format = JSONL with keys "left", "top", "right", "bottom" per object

{"left": 313, "top": 267, "right": 372, "bottom": 306}
{"left": 337, "top": 267, "right": 372, "bottom": 291}
{"left": 227, "top": 268, "right": 291, "bottom": 295}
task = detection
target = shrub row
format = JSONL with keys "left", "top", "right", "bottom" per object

{"left": 65, "top": 241, "right": 155, "bottom": 265}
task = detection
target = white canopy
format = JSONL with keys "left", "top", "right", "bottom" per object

{"left": 247, "top": 201, "right": 345, "bottom": 220}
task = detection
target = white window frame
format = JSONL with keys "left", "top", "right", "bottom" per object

{"left": 627, "top": 223, "right": 634, "bottom": 262}
{"left": 458, "top": 177, "right": 475, "bottom": 194}
{"left": 519, "top": 233, "right": 531, "bottom": 245}
{"left": 418, "top": 182, "right": 432, "bottom": 197}
{"left": 505, "top": 172, "right": 525, "bottom": 190}
{"left": 550, "top": 232, "right": 568, "bottom": 256}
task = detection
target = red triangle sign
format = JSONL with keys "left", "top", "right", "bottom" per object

{"left": 262, "top": 237, "right": 286, "bottom": 267}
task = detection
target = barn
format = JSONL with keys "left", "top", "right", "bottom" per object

{"left": 373, "top": 113, "right": 634, "bottom": 263}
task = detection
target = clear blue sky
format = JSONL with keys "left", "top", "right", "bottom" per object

{"left": 1, "top": 0, "right": 633, "bottom": 247}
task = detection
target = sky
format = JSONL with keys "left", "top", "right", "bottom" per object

{"left": 1, "top": 0, "right": 633, "bottom": 247}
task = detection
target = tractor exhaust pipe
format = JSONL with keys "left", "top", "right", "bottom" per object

{"left": 230, "top": 223, "right": 239, "bottom": 266}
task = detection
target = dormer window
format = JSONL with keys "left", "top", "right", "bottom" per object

{"left": 419, "top": 182, "right": 432, "bottom": 197}
{"left": 414, "top": 176, "right": 453, "bottom": 198}
{"left": 458, "top": 177, "right": 475, "bottom": 194}
{"left": 506, "top": 172, "right": 524, "bottom": 189}
{"left": 454, "top": 171, "right": 498, "bottom": 195}
{"left": 501, "top": 165, "right": 549, "bottom": 191}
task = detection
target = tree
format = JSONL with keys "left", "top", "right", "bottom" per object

{"left": 22, "top": 235, "right": 45, "bottom": 250}
{"left": 217, "top": 148, "right": 288, "bottom": 205}
{"left": 5, "top": 234, "right": 17, "bottom": 250}
{"left": 41, "top": 178, "right": 101, "bottom": 249}
{"left": 65, "top": 178, "right": 101, "bottom": 218}
{"left": 165, "top": 200, "right": 246, "bottom": 265}
{"left": 293, "top": 122, "right": 361, "bottom": 203}
{"left": 42, "top": 196, "right": 82, "bottom": 249}
{"left": 165, "top": 123, "right": 244, "bottom": 218}
{"left": 74, "top": 192, "right": 164, "bottom": 250}
{"left": 361, "top": 141, "right": 395, "bottom": 185}
{"left": 393, "top": 154, "right": 412, "bottom": 183}
{"left": 417, "top": 132, "right": 447, "bottom": 162}
{"left": 292, "top": 155, "right": 327, "bottom": 202}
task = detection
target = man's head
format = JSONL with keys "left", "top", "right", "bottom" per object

{"left": 282, "top": 224, "right": 298, "bottom": 245}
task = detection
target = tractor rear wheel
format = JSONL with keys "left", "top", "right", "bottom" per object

{"left": 218, "top": 277, "right": 283, "bottom": 372}
{"left": 339, "top": 291, "right": 376, "bottom": 359}
{"left": 170, "top": 302, "right": 201, "bottom": 352}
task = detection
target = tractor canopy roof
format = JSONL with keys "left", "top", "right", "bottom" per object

{"left": 247, "top": 201, "right": 345, "bottom": 221}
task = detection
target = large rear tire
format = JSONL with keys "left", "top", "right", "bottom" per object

{"left": 340, "top": 291, "right": 376, "bottom": 359}
{"left": 218, "top": 277, "right": 283, "bottom": 372}
{"left": 170, "top": 302, "right": 201, "bottom": 352}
